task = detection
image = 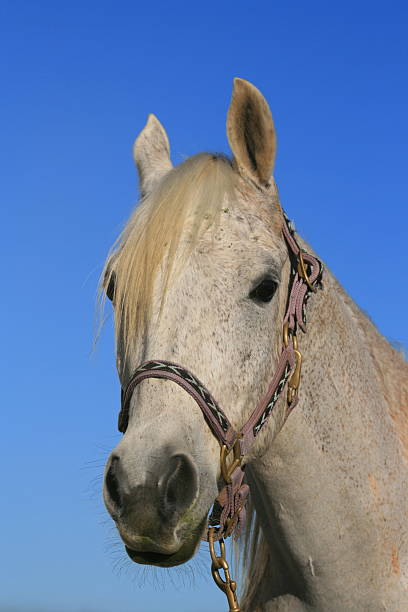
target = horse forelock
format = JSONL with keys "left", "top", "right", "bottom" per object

{"left": 99, "top": 153, "right": 240, "bottom": 358}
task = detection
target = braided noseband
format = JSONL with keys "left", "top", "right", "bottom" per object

{"left": 118, "top": 211, "right": 323, "bottom": 542}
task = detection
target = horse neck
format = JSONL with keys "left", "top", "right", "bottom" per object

{"left": 298, "top": 267, "right": 408, "bottom": 466}
{"left": 245, "top": 265, "right": 408, "bottom": 608}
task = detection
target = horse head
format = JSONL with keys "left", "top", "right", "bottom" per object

{"left": 101, "top": 79, "right": 291, "bottom": 568}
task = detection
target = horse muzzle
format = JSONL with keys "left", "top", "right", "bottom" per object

{"left": 103, "top": 449, "right": 205, "bottom": 566}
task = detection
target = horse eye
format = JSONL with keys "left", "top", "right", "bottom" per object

{"left": 106, "top": 272, "right": 116, "bottom": 302}
{"left": 249, "top": 278, "right": 278, "bottom": 303}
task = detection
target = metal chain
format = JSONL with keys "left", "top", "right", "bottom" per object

{"left": 208, "top": 527, "right": 240, "bottom": 612}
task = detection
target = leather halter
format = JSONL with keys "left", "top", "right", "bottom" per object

{"left": 118, "top": 211, "right": 323, "bottom": 542}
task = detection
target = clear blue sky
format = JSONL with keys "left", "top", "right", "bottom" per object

{"left": 1, "top": 1, "right": 407, "bottom": 611}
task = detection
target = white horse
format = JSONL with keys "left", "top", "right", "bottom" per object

{"left": 101, "top": 78, "right": 408, "bottom": 611}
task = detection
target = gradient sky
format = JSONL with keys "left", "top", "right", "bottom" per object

{"left": 1, "top": 1, "right": 407, "bottom": 611}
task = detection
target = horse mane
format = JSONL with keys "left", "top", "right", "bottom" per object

{"left": 99, "top": 153, "right": 236, "bottom": 357}
{"left": 234, "top": 497, "right": 269, "bottom": 607}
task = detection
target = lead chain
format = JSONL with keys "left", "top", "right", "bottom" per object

{"left": 208, "top": 527, "right": 241, "bottom": 612}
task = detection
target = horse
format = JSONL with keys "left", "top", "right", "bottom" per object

{"left": 100, "top": 78, "right": 408, "bottom": 611}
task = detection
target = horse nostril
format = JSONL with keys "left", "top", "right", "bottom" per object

{"left": 159, "top": 453, "right": 198, "bottom": 519}
{"left": 105, "top": 456, "right": 122, "bottom": 510}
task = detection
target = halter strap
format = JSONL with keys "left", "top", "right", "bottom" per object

{"left": 120, "top": 361, "right": 237, "bottom": 447}
{"left": 117, "top": 211, "right": 323, "bottom": 540}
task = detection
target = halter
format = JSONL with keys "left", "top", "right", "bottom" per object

{"left": 118, "top": 211, "right": 323, "bottom": 611}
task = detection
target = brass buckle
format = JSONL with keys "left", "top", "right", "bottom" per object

{"left": 287, "top": 345, "right": 302, "bottom": 405}
{"left": 208, "top": 527, "right": 241, "bottom": 612}
{"left": 297, "top": 250, "right": 316, "bottom": 292}
{"left": 283, "top": 321, "right": 290, "bottom": 347}
{"left": 220, "top": 438, "right": 242, "bottom": 484}
{"left": 283, "top": 323, "right": 303, "bottom": 405}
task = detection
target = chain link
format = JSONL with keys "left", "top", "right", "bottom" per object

{"left": 208, "top": 527, "right": 241, "bottom": 612}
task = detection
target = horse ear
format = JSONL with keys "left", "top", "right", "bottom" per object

{"left": 133, "top": 114, "right": 173, "bottom": 197}
{"left": 227, "top": 78, "right": 276, "bottom": 187}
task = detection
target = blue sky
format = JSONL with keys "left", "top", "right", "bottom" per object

{"left": 1, "top": 1, "right": 407, "bottom": 611}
